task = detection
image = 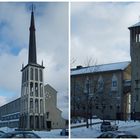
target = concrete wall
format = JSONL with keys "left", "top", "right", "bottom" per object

{"left": 44, "top": 84, "right": 67, "bottom": 129}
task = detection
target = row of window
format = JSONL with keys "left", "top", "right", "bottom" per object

{"left": 74, "top": 105, "right": 120, "bottom": 111}
{"left": 2, "top": 113, "right": 20, "bottom": 121}
{"left": 30, "top": 82, "right": 43, "bottom": 97}
{"left": 30, "top": 99, "right": 44, "bottom": 113}
{"left": 84, "top": 74, "right": 118, "bottom": 93}
{"left": 22, "top": 67, "right": 43, "bottom": 83}
{"left": 0, "top": 121, "right": 18, "bottom": 128}
{"left": 22, "top": 82, "right": 43, "bottom": 97}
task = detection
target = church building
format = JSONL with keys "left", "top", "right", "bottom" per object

{"left": 0, "top": 7, "right": 67, "bottom": 130}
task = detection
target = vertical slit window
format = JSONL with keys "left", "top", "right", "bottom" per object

{"left": 30, "top": 68, "right": 33, "bottom": 80}
{"left": 40, "top": 99, "right": 43, "bottom": 113}
{"left": 30, "top": 82, "right": 33, "bottom": 96}
{"left": 35, "top": 99, "right": 39, "bottom": 113}
{"left": 40, "top": 69, "right": 42, "bottom": 82}
{"left": 30, "top": 98, "right": 33, "bottom": 112}
{"left": 35, "top": 83, "right": 38, "bottom": 97}
{"left": 40, "top": 84, "right": 43, "bottom": 97}
{"left": 35, "top": 69, "right": 38, "bottom": 81}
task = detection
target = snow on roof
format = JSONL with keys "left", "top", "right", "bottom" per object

{"left": 71, "top": 61, "right": 130, "bottom": 76}
{"left": 129, "top": 22, "right": 140, "bottom": 29}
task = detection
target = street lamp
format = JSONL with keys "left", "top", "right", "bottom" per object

{"left": 85, "top": 76, "right": 90, "bottom": 128}
{"left": 133, "top": 100, "right": 136, "bottom": 122}
{"left": 116, "top": 105, "right": 120, "bottom": 123}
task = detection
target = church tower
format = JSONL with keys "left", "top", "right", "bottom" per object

{"left": 129, "top": 22, "right": 140, "bottom": 120}
{"left": 20, "top": 7, "right": 46, "bottom": 130}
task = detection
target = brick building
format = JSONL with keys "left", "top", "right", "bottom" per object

{"left": 71, "top": 61, "right": 131, "bottom": 121}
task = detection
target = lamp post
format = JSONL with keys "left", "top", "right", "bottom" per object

{"left": 89, "top": 97, "right": 93, "bottom": 128}
{"left": 116, "top": 105, "right": 120, "bottom": 123}
{"left": 85, "top": 76, "right": 90, "bottom": 128}
{"left": 133, "top": 100, "right": 136, "bottom": 122}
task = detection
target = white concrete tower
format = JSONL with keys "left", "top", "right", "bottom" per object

{"left": 19, "top": 6, "right": 46, "bottom": 130}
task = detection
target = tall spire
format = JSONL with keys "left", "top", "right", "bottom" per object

{"left": 28, "top": 4, "right": 37, "bottom": 64}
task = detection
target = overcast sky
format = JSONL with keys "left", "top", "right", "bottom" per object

{"left": 71, "top": 2, "right": 140, "bottom": 68}
{"left": 0, "top": 2, "right": 68, "bottom": 119}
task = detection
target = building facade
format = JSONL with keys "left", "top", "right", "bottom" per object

{"left": 0, "top": 8, "right": 67, "bottom": 130}
{"left": 129, "top": 22, "right": 140, "bottom": 120}
{"left": 0, "top": 84, "right": 67, "bottom": 129}
{"left": 71, "top": 62, "right": 131, "bottom": 121}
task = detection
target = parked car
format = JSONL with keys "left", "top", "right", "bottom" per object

{"left": 97, "top": 131, "right": 138, "bottom": 138}
{"left": 0, "top": 131, "right": 5, "bottom": 137}
{"left": 0, "top": 131, "right": 40, "bottom": 138}
{"left": 100, "top": 121, "right": 118, "bottom": 132}
{"left": 60, "top": 129, "right": 69, "bottom": 136}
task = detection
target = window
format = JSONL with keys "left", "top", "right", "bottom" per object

{"left": 111, "top": 74, "right": 118, "bottom": 91}
{"left": 112, "top": 81, "right": 117, "bottom": 87}
{"left": 46, "top": 112, "right": 49, "bottom": 119}
{"left": 35, "top": 83, "right": 38, "bottom": 97}
{"left": 97, "top": 76, "right": 104, "bottom": 92}
{"left": 40, "top": 69, "right": 43, "bottom": 82}
{"left": 30, "top": 98, "right": 33, "bottom": 112}
{"left": 30, "top": 82, "right": 33, "bottom": 96}
{"left": 40, "top": 84, "right": 43, "bottom": 97}
{"left": 40, "top": 99, "right": 43, "bottom": 113}
{"left": 84, "top": 77, "right": 90, "bottom": 94}
{"left": 30, "top": 68, "right": 33, "bottom": 80}
{"left": 35, "top": 69, "right": 38, "bottom": 81}
{"left": 35, "top": 99, "right": 39, "bottom": 113}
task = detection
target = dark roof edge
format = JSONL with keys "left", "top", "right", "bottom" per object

{"left": 21, "top": 63, "right": 45, "bottom": 71}
{"left": 71, "top": 61, "right": 130, "bottom": 71}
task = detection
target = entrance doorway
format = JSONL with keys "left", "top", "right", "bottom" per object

{"left": 46, "top": 121, "right": 51, "bottom": 130}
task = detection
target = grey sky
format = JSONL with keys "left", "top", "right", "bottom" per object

{"left": 71, "top": 2, "right": 140, "bottom": 68}
{"left": 0, "top": 2, "right": 68, "bottom": 119}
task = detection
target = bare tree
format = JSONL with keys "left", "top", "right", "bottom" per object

{"left": 83, "top": 57, "right": 99, "bottom": 128}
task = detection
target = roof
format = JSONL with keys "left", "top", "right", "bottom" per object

{"left": 128, "top": 21, "right": 140, "bottom": 29}
{"left": 71, "top": 61, "right": 130, "bottom": 76}
{"left": 21, "top": 63, "right": 45, "bottom": 71}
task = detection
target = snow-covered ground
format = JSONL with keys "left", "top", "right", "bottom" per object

{"left": 0, "top": 127, "right": 68, "bottom": 138}
{"left": 1, "top": 120, "right": 140, "bottom": 138}
{"left": 71, "top": 120, "right": 140, "bottom": 138}
{"left": 33, "top": 129, "right": 68, "bottom": 138}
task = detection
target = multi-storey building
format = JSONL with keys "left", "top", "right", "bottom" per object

{"left": 71, "top": 61, "right": 131, "bottom": 121}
